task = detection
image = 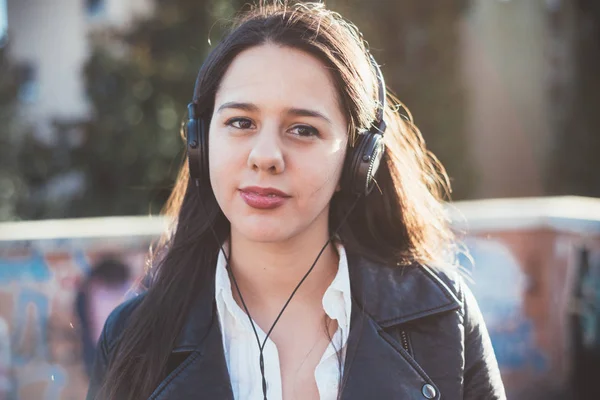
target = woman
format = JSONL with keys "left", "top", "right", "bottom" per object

{"left": 87, "top": 2, "right": 506, "bottom": 399}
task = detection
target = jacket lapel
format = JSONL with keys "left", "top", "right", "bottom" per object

{"left": 340, "top": 252, "right": 461, "bottom": 400}
{"left": 340, "top": 302, "right": 440, "bottom": 400}
{"left": 149, "top": 263, "right": 235, "bottom": 400}
{"left": 149, "top": 316, "right": 234, "bottom": 400}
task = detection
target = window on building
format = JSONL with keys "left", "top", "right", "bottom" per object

{"left": 17, "top": 63, "right": 39, "bottom": 103}
{"left": 86, "top": 0, "right": 106, "bottom": 17}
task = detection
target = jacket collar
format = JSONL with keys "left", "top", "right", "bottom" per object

{"left": 346, "top": 251, "right": 461, "bottom": 327}
{"left": 172, "top": 250, "right": 461, "bottom": 351}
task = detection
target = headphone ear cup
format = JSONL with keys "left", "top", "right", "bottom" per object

{"left": 198, "top": 119, "right": 210, "bottom": 183}
{"left": 186, "top": 116, "right": 209, "bottom": 186}
{"left": 186, "top": 117, "right": 201, "bottom": 184}
{"left": 342, "top": 132, "right": 385, "bottom": 195}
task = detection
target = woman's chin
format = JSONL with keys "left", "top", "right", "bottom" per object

{"left": 232, "top": 219, "right": 297, "bottom": 243}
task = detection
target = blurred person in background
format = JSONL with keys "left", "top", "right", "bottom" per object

{"left": 87, "top": 1, "right": 505, "bottom": 399}
{"left": 75, "top": 257, "right": 131, "bottom": 378}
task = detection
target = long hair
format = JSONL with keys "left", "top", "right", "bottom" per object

{"left": 97, "top": 2, "right": 454, "bottom": 398}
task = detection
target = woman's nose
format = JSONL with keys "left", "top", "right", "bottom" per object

{"left": 247, "top": 126, "right": 285, "bottom": 174}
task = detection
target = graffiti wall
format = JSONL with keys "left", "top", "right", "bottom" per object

{"left": 453, "top": 197, "right": 600, "bottom": 399}
{"left": 0, "top": 232, "right": 152, "bottom": 400}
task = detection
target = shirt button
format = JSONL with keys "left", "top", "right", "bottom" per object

{"left": 422, "top": 383, "right": 436, "bottom": 399}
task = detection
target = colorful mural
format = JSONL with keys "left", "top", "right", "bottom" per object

{"left": 460, "top": 238, "right": 548, "bottom": 373}
{"left": 0, "top": 239, "right": 148, "bottom": 400}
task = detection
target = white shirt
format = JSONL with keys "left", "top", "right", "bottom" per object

{"left": 215, "top": 242, "right": 352, "bottom": 400}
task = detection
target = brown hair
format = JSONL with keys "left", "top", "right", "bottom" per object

{"left": 97, "top": 2, "right": 454, "bottom": 398}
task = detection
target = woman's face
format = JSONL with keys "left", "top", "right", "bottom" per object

{"left": 209, "top": 43, "right": 348, "bottom": 243}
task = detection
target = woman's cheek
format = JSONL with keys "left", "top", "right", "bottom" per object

{"left": 209, "top": 157, "right": 232, "bottom": 208}
{"left": 300, "top": 161, "right": 342, "bottom": 205}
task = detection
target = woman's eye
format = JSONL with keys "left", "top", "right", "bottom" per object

{"left": 289, "top": 125, "right": 319, "bottom": 138}
{"left": 226, "top": 118, "right": 254, "bottom": 130}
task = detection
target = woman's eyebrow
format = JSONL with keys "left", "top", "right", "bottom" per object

{"left": 286, "top": 107, "right": 332, "bottom": 125}
{"left": 216, "top": 101, "right": 259, "bottom": 113}
{"left": 216, "top": 102, "right": 332, "bottom": 125}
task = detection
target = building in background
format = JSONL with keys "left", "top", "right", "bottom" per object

{"left": 5, "top": 0, "right": 152, "bottom": 143}
{"left": 460, "top": 0, "right": 578, "bottom": 199}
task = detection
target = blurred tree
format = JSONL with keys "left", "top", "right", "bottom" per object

{"left": 328, "top": 0, "right": 473, "bottom": 200}
{"left": 0, "top": 44, "right": 38, "bottom": 221}
{"left": 8, "top": 0, "right": 473, "bottom": 220}
{"left": 56, "top": 0, "right": 246, "bottom": 218}
{"left": 547, "top": 0, "right": 600, "bottom": 197}
{"left": 0, "top": 44, "right": 23, "bottom": 220}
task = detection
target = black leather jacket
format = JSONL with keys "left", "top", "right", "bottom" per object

{"left": 87, "top": 252, "right": 506, "bottom": 399}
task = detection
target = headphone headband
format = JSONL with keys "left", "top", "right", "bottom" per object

{"left": 338, "top": 52, "right": 387, "bottom": 195}
{"left": 368, "top": 53, "right": 387, "bottom": 135}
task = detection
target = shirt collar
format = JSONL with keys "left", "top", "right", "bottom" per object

{"left": 214, "top": 241, "right": 250, "bottom": 329}
{"left": 214, "top": 241, "right": 232, "bottom": 302}
{"left": 214, "top": 240, "right": 352, "bottom": 333}
{"left": 323, "top": 242, "right": 352, "bottom": 332}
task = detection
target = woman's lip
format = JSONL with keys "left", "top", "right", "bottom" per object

{"left": 239, "top": 186, "right": 290, "bottom": 197}
{"left": 239, "top": 190, "right": 289, "bottom": 210}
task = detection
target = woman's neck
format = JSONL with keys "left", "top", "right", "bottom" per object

{"left": 227, "top": 227, "right": 339, "bottom": 310}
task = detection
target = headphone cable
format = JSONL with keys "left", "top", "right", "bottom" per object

{"left": 195, "top": 181, "right": 360, "bottom": 400}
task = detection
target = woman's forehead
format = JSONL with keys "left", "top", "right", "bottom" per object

{"left": 214, "top": 44, "right": 342, "bottom": 117}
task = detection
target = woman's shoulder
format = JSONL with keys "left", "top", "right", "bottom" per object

{"left": 418, "top": 262, "right": 469, "bottom": 304}
{"left": 418, "top": 262, "right": 493, "bottom": 336}
{"left": 100, "top": 291, "right": 148, "bottom": 353}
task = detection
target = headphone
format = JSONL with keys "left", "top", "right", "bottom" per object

{"left": 186, "top": 54, "right": 387, "bottom": 196}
